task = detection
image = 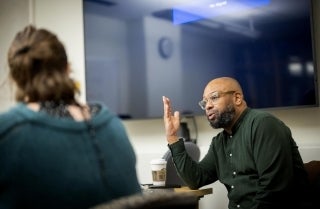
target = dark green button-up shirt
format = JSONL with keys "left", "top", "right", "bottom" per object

{"left": 169, "top": 108, "right": 311, "bottom": 209}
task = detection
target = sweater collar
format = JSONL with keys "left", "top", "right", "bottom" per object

{"left": 224, "top": 107, "right": 250, "bottom": 136}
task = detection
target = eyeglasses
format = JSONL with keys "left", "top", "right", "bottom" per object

{"left": 198, "top": 91, "right": 236, "bottom": 110}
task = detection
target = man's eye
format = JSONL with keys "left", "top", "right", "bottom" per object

{"left": 210, "top": 95, "right": 219, "bottom": 100}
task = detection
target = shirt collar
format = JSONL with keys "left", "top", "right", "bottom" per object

{"left": 224, "top": 107, "right": 250, "bottom": 136}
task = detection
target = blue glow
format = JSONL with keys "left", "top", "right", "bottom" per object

{"left": 173, "top": 0, "right": 270, "bottom": 25}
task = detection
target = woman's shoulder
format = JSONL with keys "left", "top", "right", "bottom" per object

{"left": 0, "top": 104, "right": 29, "bottom": 134}
{"left": 87, "top": 102, "right": 110, "bottom": 116}
{"left": 87, "top": 101, "right": 121, "bottom": 122}
{"left": 0, "top": 103, "right": 27, "bottom": 119}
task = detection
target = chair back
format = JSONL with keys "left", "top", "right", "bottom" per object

{"left": 304, "top": 160, "right": 320, "bottom": 207}
{"left": 90, "top": 192, "right": 198, "bottom": 209}
{"left": 162, "top": 141, "right": 200, "bottom": 186}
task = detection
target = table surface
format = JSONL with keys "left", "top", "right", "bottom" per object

{"left": 142, "top": 185, "right": 212, "bottom": 198}
{"left": 174, "top": 186, "right": 213, "bottom": 197}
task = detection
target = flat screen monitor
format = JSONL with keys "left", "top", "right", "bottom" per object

{"left": 83, "top": 0, "right": 318, "bottom": 119}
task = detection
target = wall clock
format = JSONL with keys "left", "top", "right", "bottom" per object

{"left": 158, "top": 37, "right": 173, "bottom": 59}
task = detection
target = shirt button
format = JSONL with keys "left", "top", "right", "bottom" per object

{"left": 237, "top": 204, "right": 240, "bottom": 208}
{"left": 229, "top": 153, "right": 232, "bottom": 157}
{"left": 233, "top": 171, "right": 236, "bottom": 175}
{"left": 231, "top": 185, "right": 234, "bottom": 189}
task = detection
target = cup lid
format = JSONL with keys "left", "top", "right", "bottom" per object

{"left": 150, "top": 159, "right": 167, "bottom": 165}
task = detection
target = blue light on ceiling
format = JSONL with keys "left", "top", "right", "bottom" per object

{"left": 172, "top": 0, "right": 270, "bottom": 25}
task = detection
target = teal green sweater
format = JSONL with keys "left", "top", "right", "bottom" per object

{"left": 170, "top": 108, "right": 312, "bottom": 209}
{"left": 0, "top": 103, "right": 141, "bottom": 209}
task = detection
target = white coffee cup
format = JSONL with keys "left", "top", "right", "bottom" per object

{"left": 150, "top": 159, "right": 167, "bottom": 186}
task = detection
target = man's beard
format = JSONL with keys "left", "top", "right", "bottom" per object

{"left": 208, "top": 104, "right": 235, "bottom": 129}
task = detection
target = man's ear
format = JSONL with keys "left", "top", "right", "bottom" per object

{"left": 234, "top": 92, "right": 243, "bottom": 105}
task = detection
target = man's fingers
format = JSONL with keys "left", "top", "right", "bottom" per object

{"left": 174, "top": 111, "right": 180, "bottom": 119}
{"left": 163, "top": 96, "right": 171, "bottom": 118}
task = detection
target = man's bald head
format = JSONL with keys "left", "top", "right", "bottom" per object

{"left": 204, "top": 77, "right": 243, "bottom": 97}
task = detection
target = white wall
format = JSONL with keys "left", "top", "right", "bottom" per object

{"left": 33, "top": 0, "right": 86, "bottom": 103}
{"left": 0, "top": 0, "right": 86, "bottom": 110}
{"left": 0, "top": 0, "right": 30, "bottom": 111}
{"left": 0, "top": 1, "right": 320, "bottom": 209}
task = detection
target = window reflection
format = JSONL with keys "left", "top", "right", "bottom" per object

{"left": 84, "top": 0, "right": 316, "bottom": 119}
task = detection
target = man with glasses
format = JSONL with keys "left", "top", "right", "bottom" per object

{"left": 162, "top": 77, "right": 312, "bottom": 209}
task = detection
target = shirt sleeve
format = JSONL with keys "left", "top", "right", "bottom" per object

{"left": 169, "top": 138, "right": 218, "bottom": 189}
{"left": 251, "top": 115, "right": 296, "bottom": 208}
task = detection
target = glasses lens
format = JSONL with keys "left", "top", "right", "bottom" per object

{"left": 198, "top": 100, "right": 206, "bottom": 110}
{"left": 199, "top": 91, "right": 235, "bottom": 110}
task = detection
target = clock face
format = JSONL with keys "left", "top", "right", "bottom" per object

{"left": 158, "top": 37, "right": 173, "bottom": 59}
